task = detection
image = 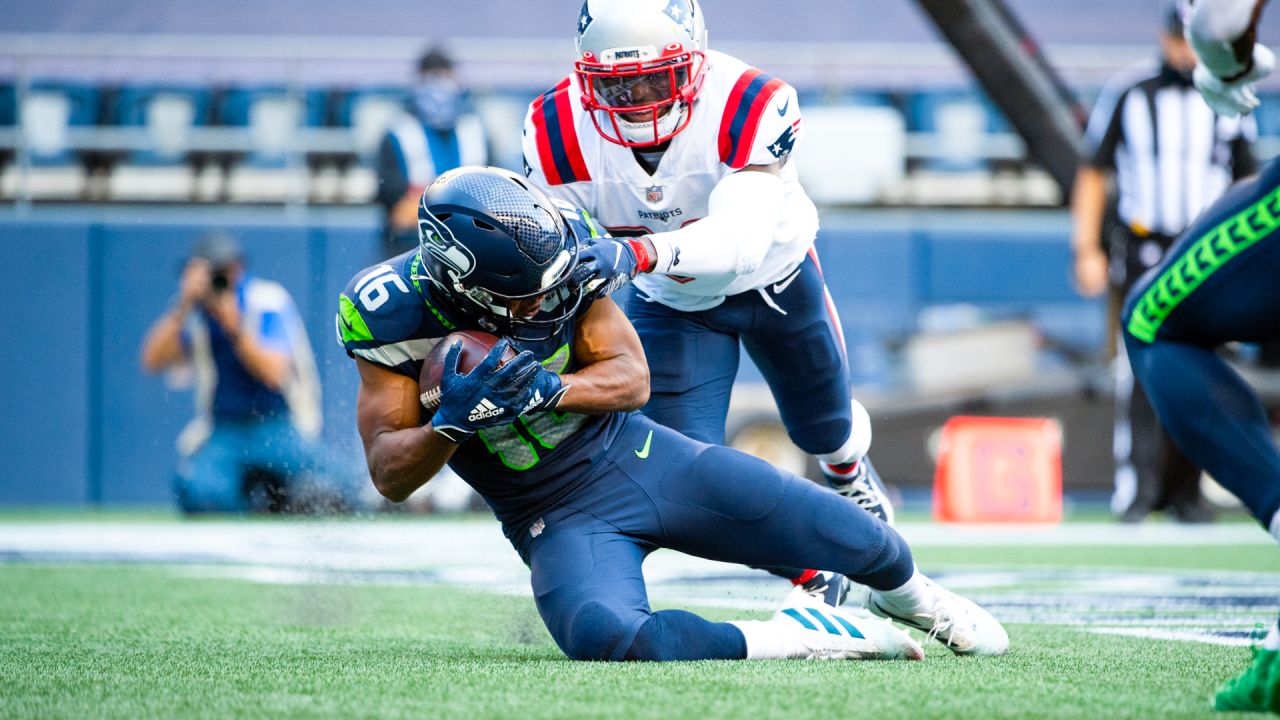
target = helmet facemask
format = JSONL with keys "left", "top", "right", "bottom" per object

{"left": 448, "top": 246, "right": 583, "bottom": 342}
{"left": 575, "top": 50, "right": 706, "bottom": 147}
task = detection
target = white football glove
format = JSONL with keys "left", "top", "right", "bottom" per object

{"left": 1193, "top": 43, "right": 1276, "bottom": 117}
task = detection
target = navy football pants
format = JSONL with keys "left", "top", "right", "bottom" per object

{"left": 627, "top": 251, "right": 854, "bottom": 453}
{"left": 508, "top": 413, "right": 915, "bottom": 661}
{"left": 1123, "top": 157, "right": 1280, "bottom": 529}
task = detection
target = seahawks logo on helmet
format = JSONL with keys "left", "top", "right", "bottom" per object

{"left": 419, "top": 209, "right": 476, "bottom": 282}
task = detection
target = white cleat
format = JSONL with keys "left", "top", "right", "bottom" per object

{"left": 774, "top": 586, "right": 924, "bottom": 661}
{"left": 867, "top": 577, "right": 1009, "bottom": 656}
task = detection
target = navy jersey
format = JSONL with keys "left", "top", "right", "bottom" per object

{"left": 337, "top": 203, "right": 627, "bottom": 530}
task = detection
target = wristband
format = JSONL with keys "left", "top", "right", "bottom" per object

{"left": 625, "top": 237, "right": 655, "bottom": 274}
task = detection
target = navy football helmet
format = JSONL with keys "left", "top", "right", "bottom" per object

{"left": 416, "top": 166, "right": 583, "bottom": 340}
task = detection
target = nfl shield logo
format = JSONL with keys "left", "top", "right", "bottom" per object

{"left": 645, "top": 185, "right": 663, "bottom": 203}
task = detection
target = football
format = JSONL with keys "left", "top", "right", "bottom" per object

{"left": 418, "top": 330, "right": 515, "bottom": 412}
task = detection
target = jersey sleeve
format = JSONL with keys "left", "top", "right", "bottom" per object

{"left": 553, "top": 199, "right": 608, "bottom": 243}
{"left": 717, "top": 69, "right": 801, "bottom": 170}
{"left": 242, "top": 279, "right": 299, "bottom": 355}
{"left": 522, "top": 77, "right": 592, "bottom": 187}
{"left": 336, "top": 261, "right": 446, "bottom": 378}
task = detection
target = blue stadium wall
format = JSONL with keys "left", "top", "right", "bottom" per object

{"left": 0, "top": 205, "right": 1096, "bottom": 506}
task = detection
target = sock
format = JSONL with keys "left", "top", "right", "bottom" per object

{"left": 1269, "top": 508, "right": 1280, "bottom": 545}
{"left": 1264, "top": 621, "right": 1280, "bottom": 651}
{"left": 729, "top": 620, "right": 806, "bottom": 659}
{"left": 821, "top": 459, "right": 861, "bottom": 484}
{"left": 873, "top": 567, "right": 936, "bottom": 615}
{"left": 791, "top": 569, "right": 820, "bottom": 586}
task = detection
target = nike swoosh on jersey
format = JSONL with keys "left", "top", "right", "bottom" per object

{"left": 635, "top": 430, "right": 653, "bottom": 459}
{"left": 772, "top": 268, "right": 802, "bottom": 294}
{"left": 776, "top": 97, "right": 791, "bottom": 116}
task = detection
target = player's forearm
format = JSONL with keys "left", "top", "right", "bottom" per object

{"left": 139, "top": 307, "right": 189, "bottom": 372}
{"left": 642, "top": 170, "right": 784, "bottom": 277}
{"left": 555, "top": 355, "right": 649, "bottom": 414}
{"left": 1069, "top": 166, "right": 1108, "bottom": 253}
{"left": 365, "top": 425, "right": 458, "bottom": 502}
{"left": 231, "top": 338, "right": 291, "bottom": 391}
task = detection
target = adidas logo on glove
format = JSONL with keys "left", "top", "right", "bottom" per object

{"left": 522, "top": 390, "right": 544, "bottom": 415}
{"left": 468, "top": 399, "right": 505, "bottom": 422}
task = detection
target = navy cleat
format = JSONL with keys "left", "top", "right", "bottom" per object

{"left": 822, "top": 457, "right": 895, "bottom": 526}
{"left": 799, "top": 571, "right": 850, "bottom": 607}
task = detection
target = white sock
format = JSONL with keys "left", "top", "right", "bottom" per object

{"left": 729, "top": 620, "right": 806, "bottom": 660}
{"left": 1264, "top": 622, "right": 1280, "bottom": 651}
{"left": 1269, "top": 508, "right": 1280, "bottom": 544}
{"left": 873, "top": 568, "right": 936, "bottom": 615}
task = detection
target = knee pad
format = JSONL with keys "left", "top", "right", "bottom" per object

{"left": 815, "top": 398, "right": 873, "bottom": 465}
{"left": 561, "top": 601, "right": 637, "bottom": 661}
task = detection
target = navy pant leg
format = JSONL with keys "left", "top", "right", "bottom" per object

{"left": 738, "top": 252, "right": 855, "bottom": 457}
{"left": 613, "top": 416, "right": 914, "bottom": 590}
{"left": 515, "top": 456, "right": 746, "bottom": 662}
{"left": 627, "top": 295, "right": 739, "bottom": 445}
{"left": 1123, "top": 160, "right": 1280, "bottom": 526}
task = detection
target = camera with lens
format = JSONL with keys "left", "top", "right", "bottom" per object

{"left": 210, "top": 269, "right": 231, "bottom": 293}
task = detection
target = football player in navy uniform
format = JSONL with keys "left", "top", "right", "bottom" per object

{"left": 1121, "top": 0, "right": 1280, "bottom": 709}
{"left": 337, "top": 166, "right": 1008, "bottom": 662}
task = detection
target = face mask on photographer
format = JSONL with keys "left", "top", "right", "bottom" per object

{"left": 413, "top": 76, "right": 462, "bottom": 131}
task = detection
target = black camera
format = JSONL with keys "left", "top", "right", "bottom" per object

{"left": 210, "top": 271, "right": 230, "bottom": 293}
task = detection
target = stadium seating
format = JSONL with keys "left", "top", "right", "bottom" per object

{"left": 216, "top": 86, "right": 329, "bottom": 202}
{"left": 0, "top": 82, "right": 100, "bottom": 200}
{"left": 329, "top": 87, "right": 406, "bottom": 203}
{"left": 105, "top": 85, "right": 212, "bottom": 201}
{"left": 0, "top": 78, "right": 1254, "bottom": 206}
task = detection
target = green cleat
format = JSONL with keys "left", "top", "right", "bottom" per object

{"left": 1214, "top": 647, "right": 1280, "bottom": 713}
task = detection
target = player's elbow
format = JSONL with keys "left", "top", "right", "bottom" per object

{"left": 625, "top": 356, "right": 650, "bottom": 409}
{"left": 371, "top": 472, "right": 412, "bottom": 503}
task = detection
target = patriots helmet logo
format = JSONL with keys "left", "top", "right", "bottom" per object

{"left": 662, "top": 0, "right": 696, "bottom": 40}
{"left": 768, "top": 119, "right": 801, "bottom": 160}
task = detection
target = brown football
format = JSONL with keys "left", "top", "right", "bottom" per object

{"left": 419, "top": 330, "right": 516, "bottom": 413}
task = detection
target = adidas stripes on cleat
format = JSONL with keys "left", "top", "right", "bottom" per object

{"left": 773, "top": 586, "right": 923, "bottom": 661}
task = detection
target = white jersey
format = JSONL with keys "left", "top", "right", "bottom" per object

{"left": 522, "top": 49, "right": 820, "bottom": 312}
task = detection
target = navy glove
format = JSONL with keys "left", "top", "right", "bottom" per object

{"left": 519, "top": 363, "right": 570, "bottom": 417}
{"left": 432, "top": 339, "right": 541, "bottom": 443}
{"left": 570, "top": 237, "right": 642, "bottom": 300}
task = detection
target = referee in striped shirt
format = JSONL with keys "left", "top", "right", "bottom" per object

{"left": 1070, "top": 0, "right": 1258, "bottom": 524}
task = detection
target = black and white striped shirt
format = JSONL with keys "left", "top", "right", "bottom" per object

{"left": 1085, "top": 60, "right": 1257, "bottom": 237}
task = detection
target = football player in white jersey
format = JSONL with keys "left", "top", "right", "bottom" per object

{"left": 522, "top": 0, "right": 892, "bottom": 602}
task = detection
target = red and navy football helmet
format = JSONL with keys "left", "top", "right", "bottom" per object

{"left": 574, "top": 0, "right": 709, "bottom": 147}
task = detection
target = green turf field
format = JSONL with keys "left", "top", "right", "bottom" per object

{"left": 1, "top": 518, "right": 1276, "bottom": 719}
